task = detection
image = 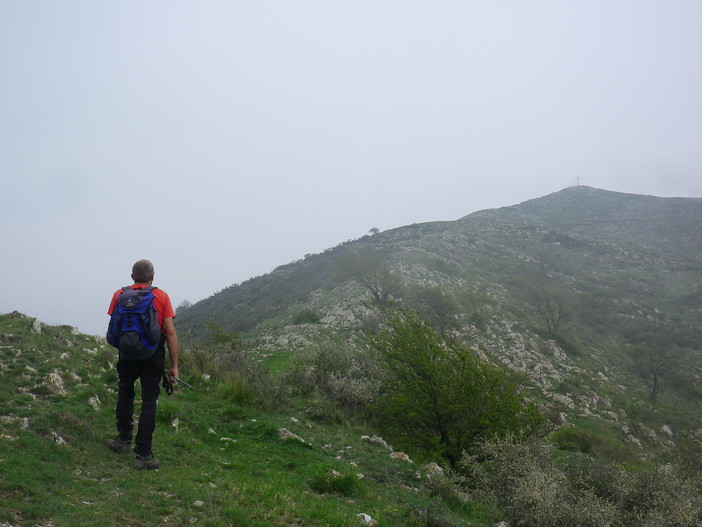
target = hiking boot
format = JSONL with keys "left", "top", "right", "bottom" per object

{"left": 106, "top": 437, "right": 132, "bottom": 454}
{"left": 134, "top": 454, "right": 160, "bottom": 470}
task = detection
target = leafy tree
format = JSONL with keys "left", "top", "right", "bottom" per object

{"left": 459, "top": 286, "right": 493, "bottom": 330}
{"left": 517, "top": 273, "right": 573, "bottom": 336}
{"left": 410, "top": 285, "right": 458, "bottom": 340}
{"left": 370, "top": 309, "right": 543, "bottom": 466}
{"left": 630, "top": 332, "right": 679, "bottom": 404}
{"left": 336, "top": 253, "right": 403, "bottom": 305}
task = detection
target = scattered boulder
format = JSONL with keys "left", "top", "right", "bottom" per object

{"left": 30, "top": 319, "right": 42, "bottom": 334}
{"left": 50, "top": 430, "right": 67, "bottom": 446}
{"left": 361, "top": 434, "right": 392, "bottom": 451}
{"left": 357, "top": 513, "right": 378, "bottom": 526}
{"left": 423, "top": 462, "right": 444, "bottom": 479}
{"left": 47, "top": 370, "right": 66, "bottom": 395}
{"left": 625, "top": 434, "right": 642, "bottom": 447}
{"left": 390, "top": 451, "right": 412, "bottom": 463}
{"left": 88, "top": 395, "right": 101, "bottom": 412}
{"left": 278, "top": 428, "right": 306, "bottom": 444}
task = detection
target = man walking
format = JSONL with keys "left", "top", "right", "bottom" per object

{"left": 106, "top": 259, "right": 179, "bottom": 470}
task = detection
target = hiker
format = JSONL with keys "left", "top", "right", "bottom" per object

{"left": 105, "top": 259, "right": 179, "bottom": 470}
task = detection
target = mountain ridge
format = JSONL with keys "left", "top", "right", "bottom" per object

{"left": 467, "top": 186, "right": 702, "bottom": 258}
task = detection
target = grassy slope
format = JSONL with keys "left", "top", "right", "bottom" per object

{"left": 0, "top": 313, "right": 496, "bottom": 527}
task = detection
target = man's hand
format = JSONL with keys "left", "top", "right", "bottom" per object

{"left": 168, "top": 365, "right": 179, "bottom": 384}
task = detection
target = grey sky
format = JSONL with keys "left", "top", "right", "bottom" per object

{"left": 1, "top": 1, "right": 701, "bottom": 335}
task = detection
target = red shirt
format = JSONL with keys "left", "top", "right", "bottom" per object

{"left": 107, "top": 284, "right": 176, "bottom": 333}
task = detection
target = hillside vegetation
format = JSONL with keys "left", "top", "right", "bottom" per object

{"left": 177, "top": 186, "right": 702, "bottom": 463}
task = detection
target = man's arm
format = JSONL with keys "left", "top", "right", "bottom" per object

{"left": 163, "top": 316, "right": 179, "bottom": 383}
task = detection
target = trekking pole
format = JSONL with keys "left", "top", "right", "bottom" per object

{"left": 162, "top": 370, "right": 196, "bottom": 393}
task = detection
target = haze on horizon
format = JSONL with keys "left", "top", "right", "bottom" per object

{"left": 1, "top": 1, "right": 701, "bottom": 335}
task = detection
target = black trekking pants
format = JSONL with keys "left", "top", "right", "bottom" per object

{"left": 115, "top": 341, "right": 165, "bottom": 457}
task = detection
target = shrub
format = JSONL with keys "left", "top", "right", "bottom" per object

{"left": 287, "top": 345, "right": 382, "bottom": 417}
{"left": 550, "top": 426, "right": 599, "bottom": 453}
{"left": 460, "top": 437, "right": 702, "bottom": 527}
{"left": 370, "top": 309, "right": 544, "bottom": 466}
{"left": 291, "top": 309, "right": 321, "bottom": 325}
{"left": 461, "top": 438, "right": 619, "bottom": 527}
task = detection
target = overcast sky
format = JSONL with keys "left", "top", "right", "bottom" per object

{"left": 1, "top": 1, "right": 701, "bottom": 336}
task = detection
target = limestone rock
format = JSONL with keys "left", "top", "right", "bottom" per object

{"left": 30, "top": 319, "right": 42, "bottom": 334}
{"left": 423, "top": 462, "right": 444, "bottom": 479}
{"left": 47, "top": 370, "right": 66, "bottom": 395}
{"left": 357, "top": 513, "right": 378, "bottom": 526}
{"left": 361, "top": 434, "right": 392, "bottom": 451}
{"left": 88, "top": 395, "right": 101, "bottom": 412}
{"left": 278, "top": 427, "right": 306, "bottom": 444}
{"left": 50, "top": 430, "right": 67, "bottom": 446}
{"left": 390, "top": 451, "right": 412, "bottom": 463}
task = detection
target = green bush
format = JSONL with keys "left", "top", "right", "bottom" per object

{"left": 291, "top": 309, "right": 321, "bottom": 325}
{"left": 550, "top": 426, "right": 599, "bottom": 453}
{"left": 370, "top": 308, "right": 544, "bottom": 466}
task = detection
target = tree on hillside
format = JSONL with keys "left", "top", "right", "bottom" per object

{"left": 517, "top": 273, "right": 574, "bottom": 336}
{"left": 410, "top": 285, "right": 458, "bottom": 340}
{"left": 336, "top": 253, "right": 403, "bottom": 305}
{"left": 176, "top": 299, "right": 192, "bottom": 314}
{"left": 629, "top": 332, "right": 679, "bottom": 405}
{"left": 459, "top": 286, "right": 493, "bottom": 330}
{"left": 370, "top": 308, "right": 543, "bottom": 466}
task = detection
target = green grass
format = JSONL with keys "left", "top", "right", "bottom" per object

{"left": 0, "top": 313, "right": 496, "bottom": 527}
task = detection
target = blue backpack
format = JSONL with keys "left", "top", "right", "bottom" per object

{"left": 106, "top": 286, "right": 162, "bottom": 361}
